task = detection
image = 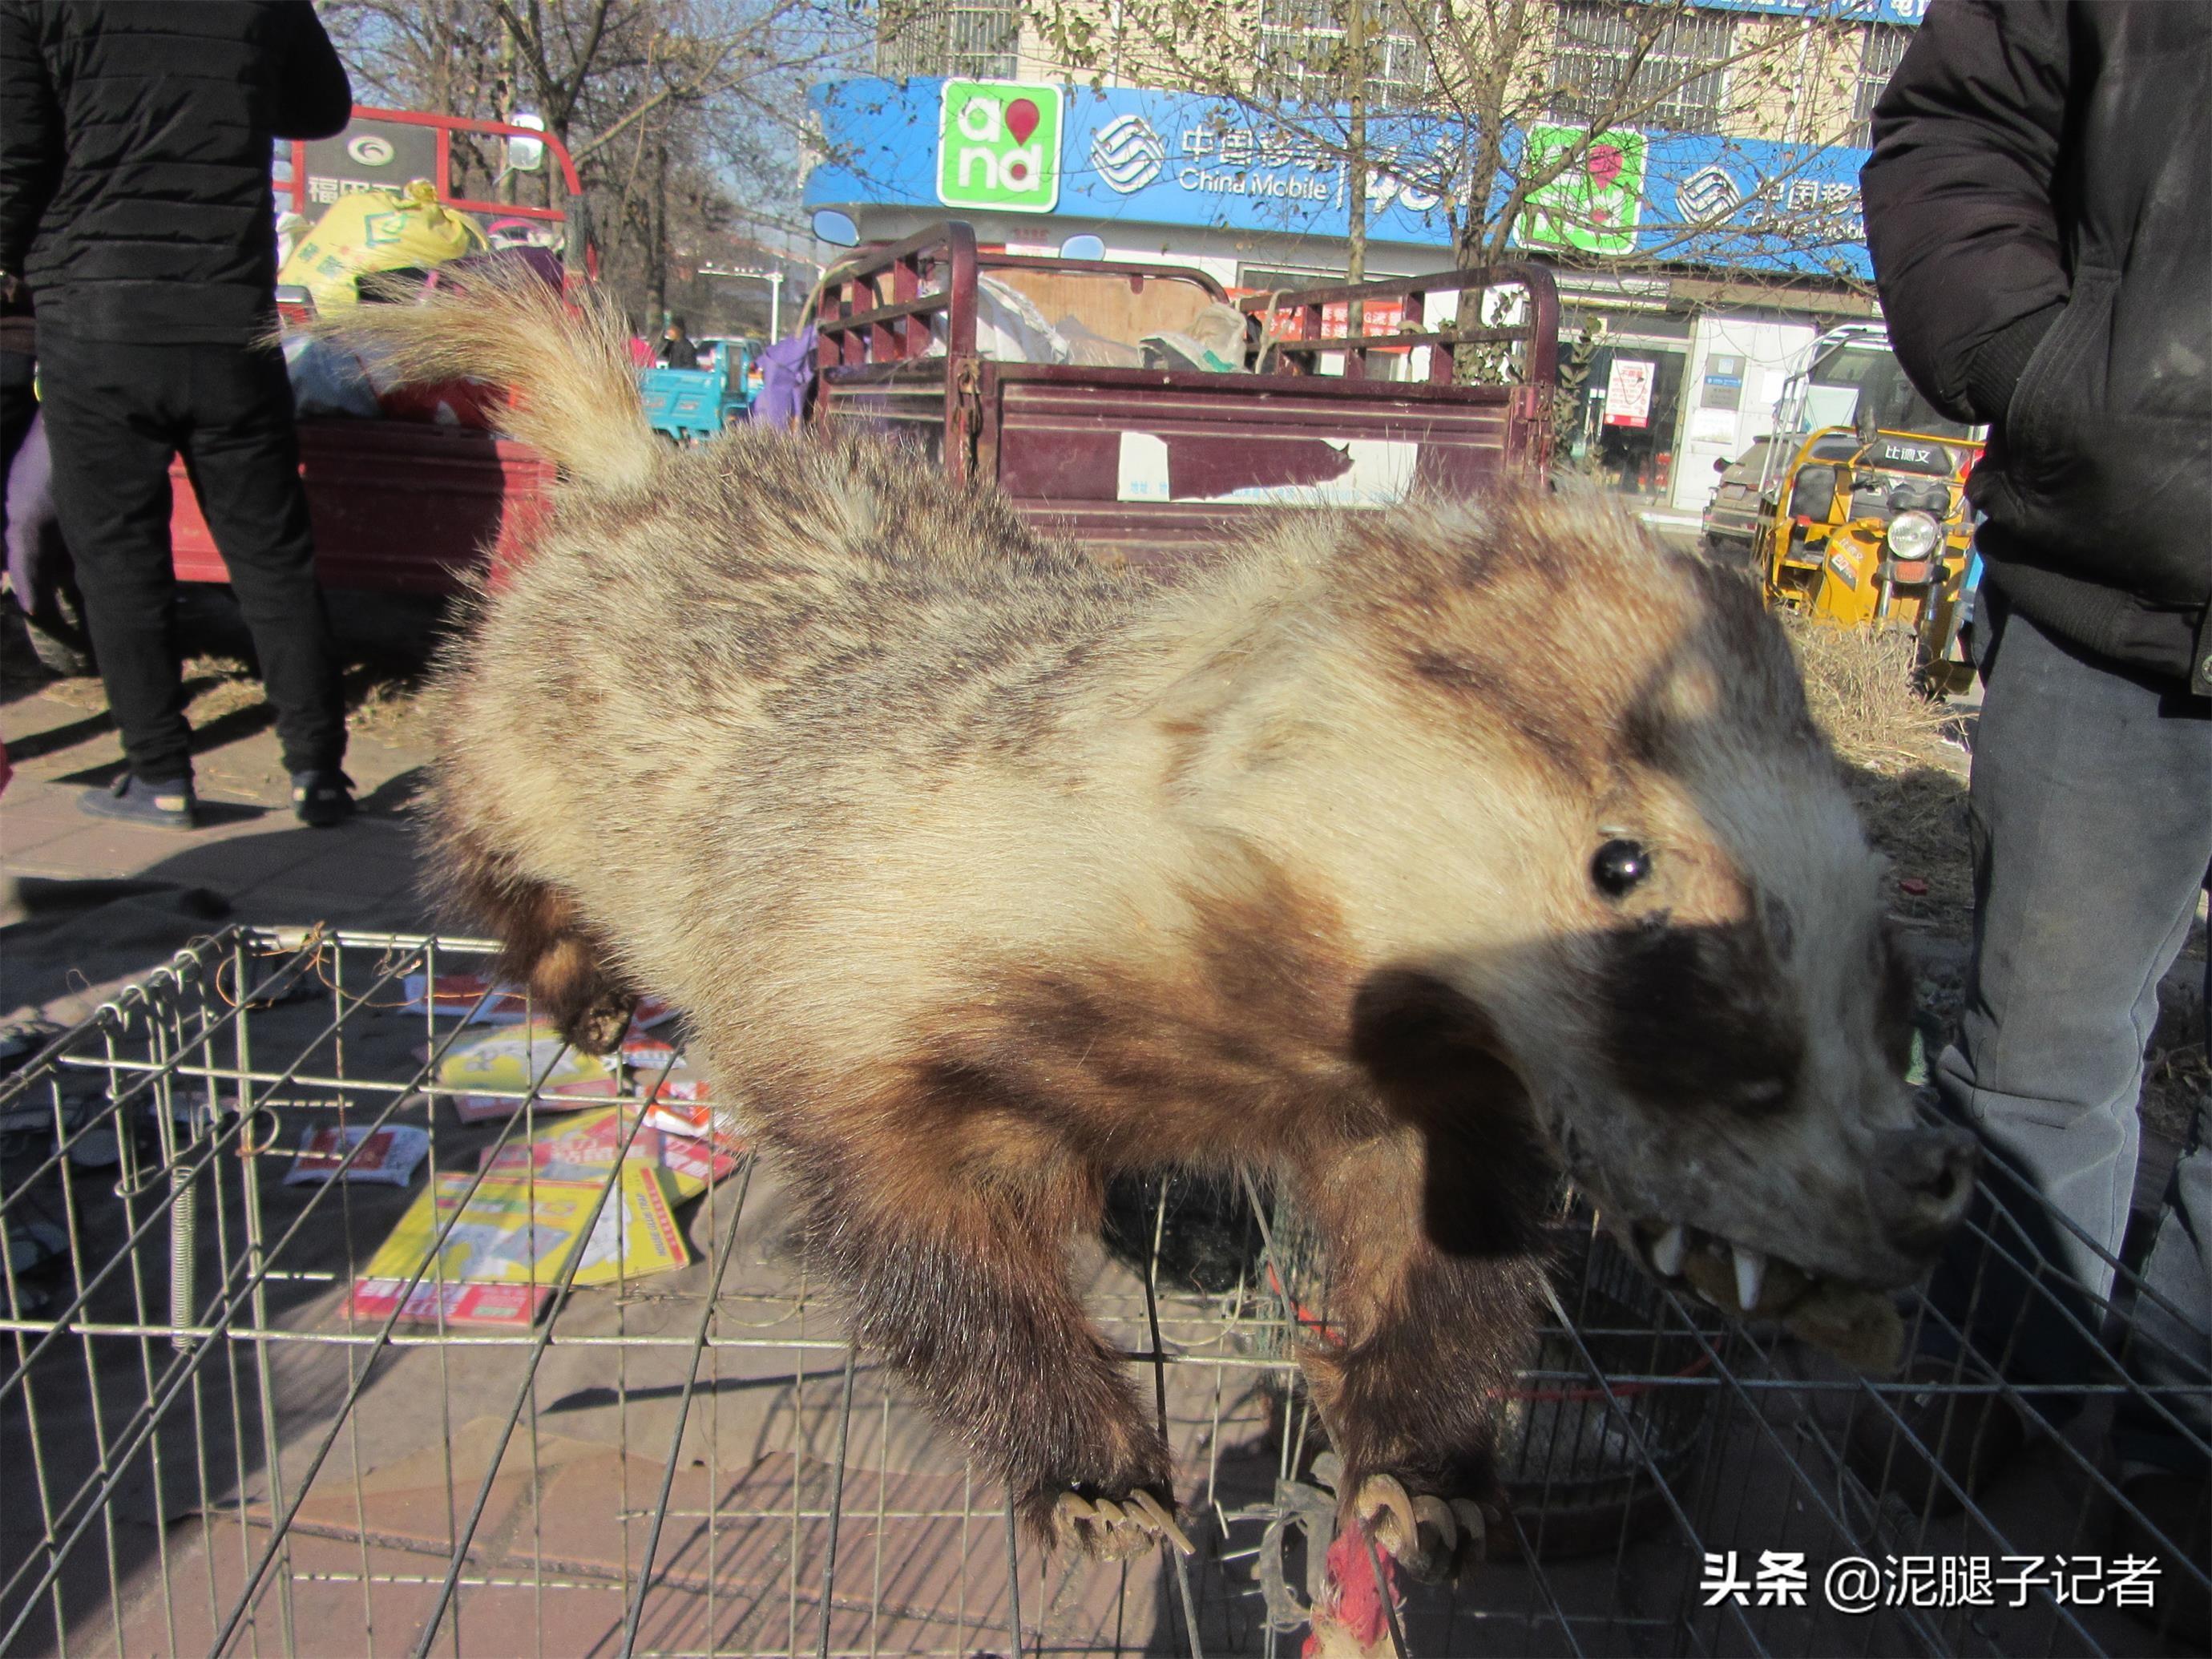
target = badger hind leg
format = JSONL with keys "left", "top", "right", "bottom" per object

{"left": 1291, "top": 1123, "right": 1547, "bottom": 1581}
{"left": 782, "top": 1106, "right": 1176, "bottom": 1554}
{"left": 438, "top": 826, "right": 636, "bottom": 1055}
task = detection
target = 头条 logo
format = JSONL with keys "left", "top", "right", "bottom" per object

{"left": 938, "top": 81, "right": 1063, "bottom": 212}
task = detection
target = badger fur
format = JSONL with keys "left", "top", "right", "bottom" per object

{"left": 334, "top": 274, "right": 1976, "bottom": 1566}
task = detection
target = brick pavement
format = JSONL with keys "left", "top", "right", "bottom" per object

{"left": 2, "top": 670, "right": 438, "bottom": 1020}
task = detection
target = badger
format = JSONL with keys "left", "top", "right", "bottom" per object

{"left": 333, "top": 275, "right": 1976, "bottom": 1572}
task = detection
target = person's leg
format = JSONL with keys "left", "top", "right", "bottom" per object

{"left": 34, "top": 333, "right": 196, "bottom": 785}
{"left": 2108, "top": 1053, "right": 2211, "bottom": 1645}
{"left": 2113, "top": 926, "right": 2210, "bottom": 1477}
{"left": 1, "top": 350, "right": 35, "bottom": 482}
{"left": 176, "top": 341, "right": 345, "bottom": 781}
{"left": 1927, "top": 595, "right": 2212, "bottom": 1428}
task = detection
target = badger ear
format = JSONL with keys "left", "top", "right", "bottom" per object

{"left": 1349, "top": 967, "right": 1520, "bottom": 1119}
{"left": 1348, "top": 967, "right": 1548, "bottom": 1260}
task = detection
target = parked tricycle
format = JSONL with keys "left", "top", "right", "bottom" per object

{"left": 640, "top": 339, "right": 756, "bottom": 444}
{"left": 1704, "top": 323, "right": 1987, "bottom": 691}
{"left": 805, "top": 222, "right": 1555, "bottom": 570}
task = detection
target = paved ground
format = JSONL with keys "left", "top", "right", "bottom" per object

{"left": 2, "top": 660, "right": 437, "bottom": 1024}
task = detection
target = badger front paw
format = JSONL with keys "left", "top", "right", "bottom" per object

{"left": 1048, "top": 1487, "right": 1195, "bottom": 1560}
{"left": 559, "top": 993, "right": 635, "bottom": 1057}
{"left": 1350, "top": 1473, "right": 1491, "bottom": 1584}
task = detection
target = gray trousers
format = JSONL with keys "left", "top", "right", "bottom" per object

{"left": 1929, "top": 594, "right": 2210, "bottom": 1476}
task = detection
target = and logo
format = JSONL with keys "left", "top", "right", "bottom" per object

{"left": 1516, "top": 126, "right": 1648, "bottom": 257}
{"left": 346, "top": 134, "right": 396, "bottom": 168}
{"left": 1090, "top": 113, "right": 1165, "bottom": 195}
{"left": 937, "top": 81, "right": 1062, "bottom": 212}
{"left": 1677, "top": 163, "right": 1742, "bottom": 224}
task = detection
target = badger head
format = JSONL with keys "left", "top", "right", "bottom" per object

{"left": 1274, "top": 492, "right": 1976, "bottom": 1315}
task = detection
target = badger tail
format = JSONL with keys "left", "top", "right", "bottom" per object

{"left": 313, "top": 266, "right": 662, "bottom": 494}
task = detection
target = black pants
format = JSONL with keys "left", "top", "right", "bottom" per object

{"left": 1, "top": 350, "right": 34, "bottom": 479}
{"left": 36, "top": 331, "right": 344, "bottom": 782}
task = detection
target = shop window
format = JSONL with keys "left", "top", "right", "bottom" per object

{"left": 1853, "top": 24, "right": 1912, "bottom": 146}
{"left": 1549, "top": 1, "right": 1734, "bottom": 137}
{"left": 877, "top": 0, "right": 1020, "bottom": 81}
{"left": 1258, "top": 0, "right": 1440, "bottom": 111}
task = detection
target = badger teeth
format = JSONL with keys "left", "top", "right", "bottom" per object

{"left": 1650, "top": 1224, "right": 1687, "bottom": 1278}
{"left": 1734, "top": 1245, "right": 1767, "bottom": 1313}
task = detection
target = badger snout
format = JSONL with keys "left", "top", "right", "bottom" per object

{"left": 1864, "top": 1124, "right": 1979, "bottom": 1257}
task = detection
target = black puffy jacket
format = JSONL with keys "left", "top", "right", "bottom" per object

{"left": 1862, "top": 0, "right": 2210, "bottom": 694}
{"left": 0, "top": 1, "right": 350, "bottom": 346}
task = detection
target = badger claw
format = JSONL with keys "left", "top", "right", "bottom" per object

{"left": 1448, "top": 1498, "right": 1488, "bottom": 1568}
{"left": 1049, "top": 1488, "right": 1194, "bottom": 1560}
{"left": 1350, "top": 1475, "right": 1464, "bottom": 1583}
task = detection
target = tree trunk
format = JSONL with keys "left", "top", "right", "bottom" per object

{"left": 645, "top": 139, "right": 668, "bottom": 330}
{"left": 497, "top": 18, "right": 518, "bottom": 204}
{"left": 1345, "top": 0, "right": 1368, "bottom": 338}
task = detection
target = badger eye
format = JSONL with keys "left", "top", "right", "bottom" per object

{"left": 1591, "top": 838, "right": 1651, "bottom": 898}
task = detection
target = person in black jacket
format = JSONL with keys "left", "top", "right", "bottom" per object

{"left": 1859, "top": 1, "right": 2207, "bottom": 1638}
{"left": 658, "top": 317, "right": 700, "bottom": 370}
{"left": 0, "top": 1, "right": 356, "bottom": 829}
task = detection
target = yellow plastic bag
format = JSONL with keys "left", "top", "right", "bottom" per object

{"left": 278, "top": 179, "right": 488, "bottom": 313}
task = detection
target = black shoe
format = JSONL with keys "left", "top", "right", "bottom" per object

{"left": 1845, "top": 1353, "right": 2028, "bottom": 1517}
{"left": 291, "top": 769, "right": 354, "bottom": 828}
{"left": 2109, "top": 1464, "right": 2211, "bottom": 1649}
{"left": 79, "top": 775, "right": 197, "bottom": 830}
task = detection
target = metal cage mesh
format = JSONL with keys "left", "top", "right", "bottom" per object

{"left": 2, "top": 927, "right": 2203, "bottom": 1657}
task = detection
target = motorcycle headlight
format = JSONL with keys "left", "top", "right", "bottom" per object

{"left": 1886, "top": 510, "right": 1941, "bottom": 561}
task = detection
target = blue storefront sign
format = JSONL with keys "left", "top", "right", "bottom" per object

{"left": 805, "top": 78, "right": 1879, "bottom": 280}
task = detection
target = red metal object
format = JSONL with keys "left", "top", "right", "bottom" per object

{"left": 169, "top": 422, "right": 555, "bottom": 595}
{"left": 175, "top": 218, "right": 1556, "bottom": 597}
{"left": 276, "top": 107, "right": 595, "bottom": 282}
{"left": 278, "top": 107, "right": 584, "bottom": 224}
{"left": 165, "top": 107, "right": 586, "bottom": 595}
{"left": 813, "top": 225, "right": 1559, "bottom": 569}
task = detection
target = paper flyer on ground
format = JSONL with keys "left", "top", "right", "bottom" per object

{"left": 620, "top": 1029, "right": 690, "bottom": 1072}
{"left": 285, "top": 1122, "right": 430, "bottom": 1186}
{"left": 427, "top": 1022, "right": 620, "bottom": 1122}
{"left": 478, "top": 1106, "right": 738, "bottom": 1200}
{"left": 344, "top": 1165, "right": 688, "bottom": 1326}
{"left": 628, "top": 1073, "right": 746, "bottom": 1148}
{"left": 345, "top": 1278, "right": 551, "bottom": 1330}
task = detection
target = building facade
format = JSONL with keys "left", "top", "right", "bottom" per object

{"left": 804, "top": 0, "right": 1927, "bottom": 522}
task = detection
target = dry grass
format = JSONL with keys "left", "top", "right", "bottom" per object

{"left": 344, "top": 662, "right": 437, "bottom": 739}
{"left": 1783, "top": 615, "right": 2208, "bottom": 1143}
{"left": 1784, "top": 620, "right": 1952, "bottom": 771}
{"left": 17, "top": 649, "right": 436, "bottom": 743}
{"left": 181, "top": 654, "right": 267, "bottom": 721}
{"left": 1782, "top": 616, "right": 1973, "bottom": 935}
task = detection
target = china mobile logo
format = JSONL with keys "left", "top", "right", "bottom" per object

{"left": 1091, "top": 114, "right": 1165, "bottom": 195}
{"left": 1677, "top": 163, "right": 1742, "bottom": 223}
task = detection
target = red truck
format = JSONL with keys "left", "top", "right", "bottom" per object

{"left": 810, "top": 222, "right": 1556, "bottom": 571}
{"left": 165, "top": 195, "right": 1555, "bottom": 595}
{"left": 168, "top": 108, "right": 586, "bottom": 594}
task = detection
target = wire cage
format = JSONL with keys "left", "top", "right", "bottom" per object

{"left": 1, "top": 926, "right": 2203, "bottom": 1657}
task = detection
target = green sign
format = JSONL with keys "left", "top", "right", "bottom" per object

{"left": 1517, "top": 126, "right": 1647, "bottom": 256}
{"left": 937, "top": 80, "right": 1063, "bottom": 213}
